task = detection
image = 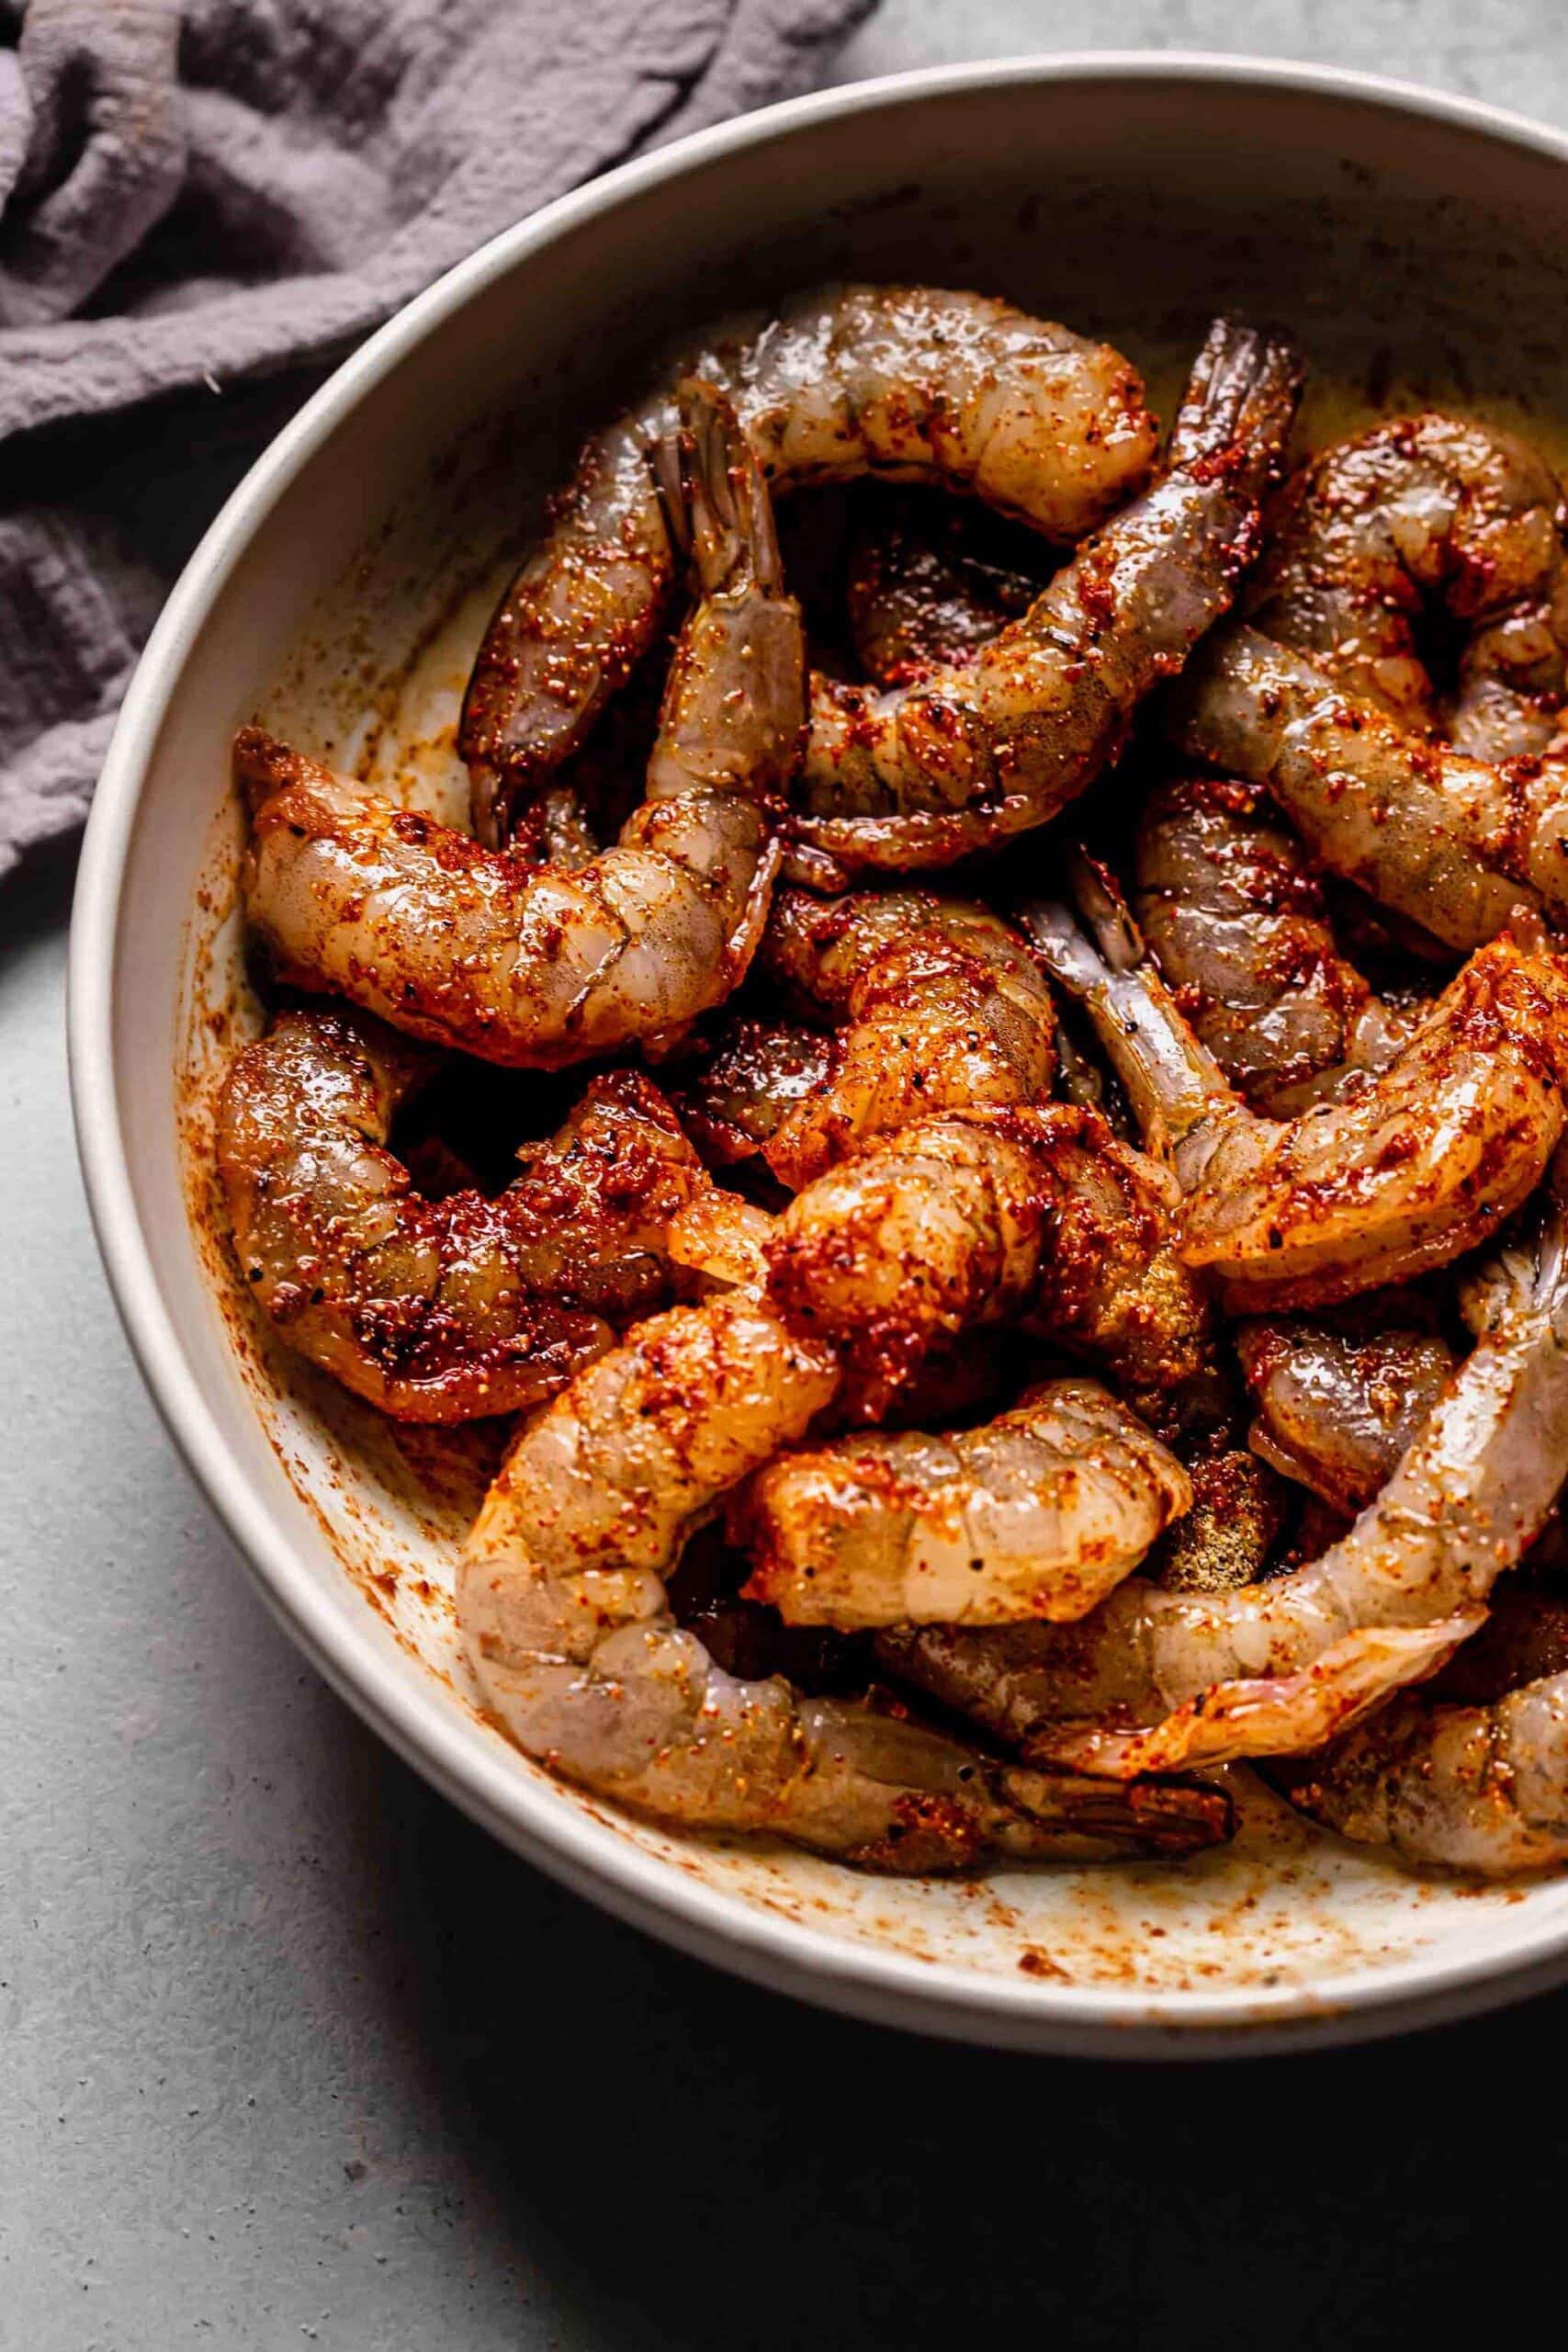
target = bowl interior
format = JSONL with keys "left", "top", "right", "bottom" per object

{"left": 97, "top": 64, "right": 1568, "bottom": 2044}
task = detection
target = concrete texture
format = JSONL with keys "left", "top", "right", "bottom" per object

{"left": 6, "top": 10, "right": 1568, "bottom": 2346}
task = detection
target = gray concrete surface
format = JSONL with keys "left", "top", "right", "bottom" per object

{"left": 7, "top": 9, "right": 1568, "bottom": 2347}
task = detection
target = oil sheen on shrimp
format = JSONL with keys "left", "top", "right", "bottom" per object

{"left": 457, "top": 1295, "right": 1231, "bottom": 1867}
{"left": 462, "top": 286, "right": 1159, "bottom": 842}
{"left": 217, "top": 1007, "right": 706, "bottom": 1420}
{"left": 1235, "top": 1311, "right": 1457, "bottom": 1514}
{"left": 1132, "top": 773, "right": 1422, "bottom": 1114}
{"left": 736, "top": 1375, "right": 1191, "bottom": 1630}
{"left": 241, "top": 381, "right": 802, "bottom": 1069}
{"left": 786, "top": 317, "right": 1303, "bottom": 877}
{"left": 1246, "top": 413, "right": 1568, "bottom": 760}
{"left": 1168, "top": 626, "right": 1568, "bottom": 949}
{"left": 765, "top": 1103, "right": 1213, "bottom": 1415}
{"left": 877, "top": 1182, "right": 1568, "bottom": 1778}
{"left": 1027, "top": 891, "right": 1568, "bottom": 1312}
{"left": 1272, "top": 1668, "right": 1568, "bottom": 1876}
{"left": 759, "top": 887, "right": 1057, "bottom": 1187}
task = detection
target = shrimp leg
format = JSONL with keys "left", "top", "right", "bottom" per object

{"left": 241, "top": 381, "right": 802, "bottom": 1069}
{"left": 457, "top": 1296, "right": 1230, "bottom": 1866}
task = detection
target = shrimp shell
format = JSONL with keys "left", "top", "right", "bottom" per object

{"left": 737, "top": 1376, "right": 1191, "bottom": 1630}
{"left": 458, "top": 1296, "right": 1230, "bottom": 1867}
{"left": 241, "top": 382, "right": 802, "bottom": 1069}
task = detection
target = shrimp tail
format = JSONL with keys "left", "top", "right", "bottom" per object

{"left": 1167, "top": 315, "right": 1305, "bottom": 490}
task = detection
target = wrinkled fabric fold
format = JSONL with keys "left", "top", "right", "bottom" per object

{"left": 0, "top": 0, "right": 869, "bottom": 879}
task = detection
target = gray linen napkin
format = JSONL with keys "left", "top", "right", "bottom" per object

{"left": 0, "top": 0, "right": 871, "bottom": 880}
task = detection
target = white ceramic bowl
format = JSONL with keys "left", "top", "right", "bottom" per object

{"left": 71, "top": 54, "right": 1568, "bottom": 2053}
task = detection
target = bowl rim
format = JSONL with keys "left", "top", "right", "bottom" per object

{"left": 68, "top": 48, "right": 1568, "bottom": 2054}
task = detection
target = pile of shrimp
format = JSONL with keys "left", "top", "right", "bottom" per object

{"left": 217, "top": 283, "right": 1568, "bottom": 1883}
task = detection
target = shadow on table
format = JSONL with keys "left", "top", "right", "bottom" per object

{"left": 343, "top": 1714, "right": 1568, "bottom": 2351}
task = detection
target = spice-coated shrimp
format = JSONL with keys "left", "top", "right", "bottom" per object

{"left": 1131, "top": 774, "right": 1423, "bottom": 1114}
{"left": 241, "top": 381, "right": 802, "bottom": 1069}
{"left": 787, "top": 318, "right": 1303, "bottom": 877}
{"left": 457, "top": 1295, "right": 1230, "bottom": 1866}
{"left": 1168, "top": 626, "right": 1568, "bottom": 950}
{"left": 1273, "top": 1632, "right": 1568, "bottom": 1877}
{"left": 218, "top": 1011, "right": 707, "bottom": 1420}
{"left": 1235, "top": 1311, "right": 1457, "bottom": 1515}
{"left": 879, "top": 1180, "right": 1568, "bottom": 1777}
{"left": 1247, "top": 413, "right": 1568, "bottom": 761}
{"left": 737, "top": 1375, "right": 1191, "bottom": 1630}
{"left": 1027, "top": 890, "right": 1568, "bottom": 1312}
{"left": 764, "top": 1104, "right": 1213, "bottom": 1417}
{"left": 759, "top": 888, "right": 1058, "bottom": 1187}
{"left": 462, "top": 286, "right": 1158, "bottom": 842}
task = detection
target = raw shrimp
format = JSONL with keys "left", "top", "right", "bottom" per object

{"left": 457, "top": 1295, "right": 1230, "bottom": 1866}
{"left": 877, "top": 1182, "right": 1568, "bottom": 1777}
{"left": 787, "top": 318, "right": 1303, "bottom": 877}
{"left": 217, "top": 1008, "right": 706, "bottom": 1420}
{"left": 462, "top": 287, "right": 1159, "bottom": 842}
{"left": 1235, "top": 1311, "right": 1457, "bottom": 1514}
{"left": 241, "top": 380, "right": 803, "bottom": 1069}
{"left": 1026, "top": 890, "right": 1568, "bottom": 1312}
{"left": 1132, "top": 773, "right": 1423, "bottom": 1114}
{"left": 760, "top": 888, "right": 1057, "bottom": 1187}
{"left": 1168, "top": 625, "right": 1568, "bottom": 950}
{"left": 846, "top": 491, "right": 1040, "bottom": 685}
{"left": 736, "top": 1375, "right": 1191, "bottom": 1630}
{"left": 1272, "top": 1655, "right": 1568, "bottom": 1875}
{"left": 765, "top": 1104, "right": 1213, "bottom": 1412}
{"left": 1246, "top": 413, "right": 1568, "bottom": 760}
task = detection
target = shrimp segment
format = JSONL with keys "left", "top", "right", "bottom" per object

{"left": 1028, "top": 894, "right": 1568, "bottom": 1312}
{"left": 218, "top": 1009, "right": 705, "bottom": 1420}
{"left": 1132, "top": 774, "right": 1421, "bottom": 1114}
{"left": 462, "top": 287, "right": 1158, "bottom": 842}
{"left": 738, "top": 1376, "right": 1191, "bottom": 1630}
{"left": 1246, "top": 413, "right": 1568, "bottom": 760}
{"left": 1235, "top": 1313, "right": 1457, "bottom": 1514}
{"left": 1168, "top": 626, "right": 1568, "bottom": 949}
{"left": 879, "top": 1185, "right": 1568, "bottom": 1775}
{"left": 672, "top": 1018, "right": 834, "bottom": 1167}
{"left": 765, "top": 1106, "right": 1212, "bottom": 1410}
{"left": 457, "top": 1298, "right": 1229, "bottom": 1866}
{"left": 1272, "top": 1674, "right": 1568, "bottom": 1876}
{"left": 788, "top": 318, "right": 1303, "bottom": 876}
{"left": 242, "top": 382, "right": 802, "bottom": 1069}
{"left": 760, "top": 888, "right": 1057, "bottom": 1187}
